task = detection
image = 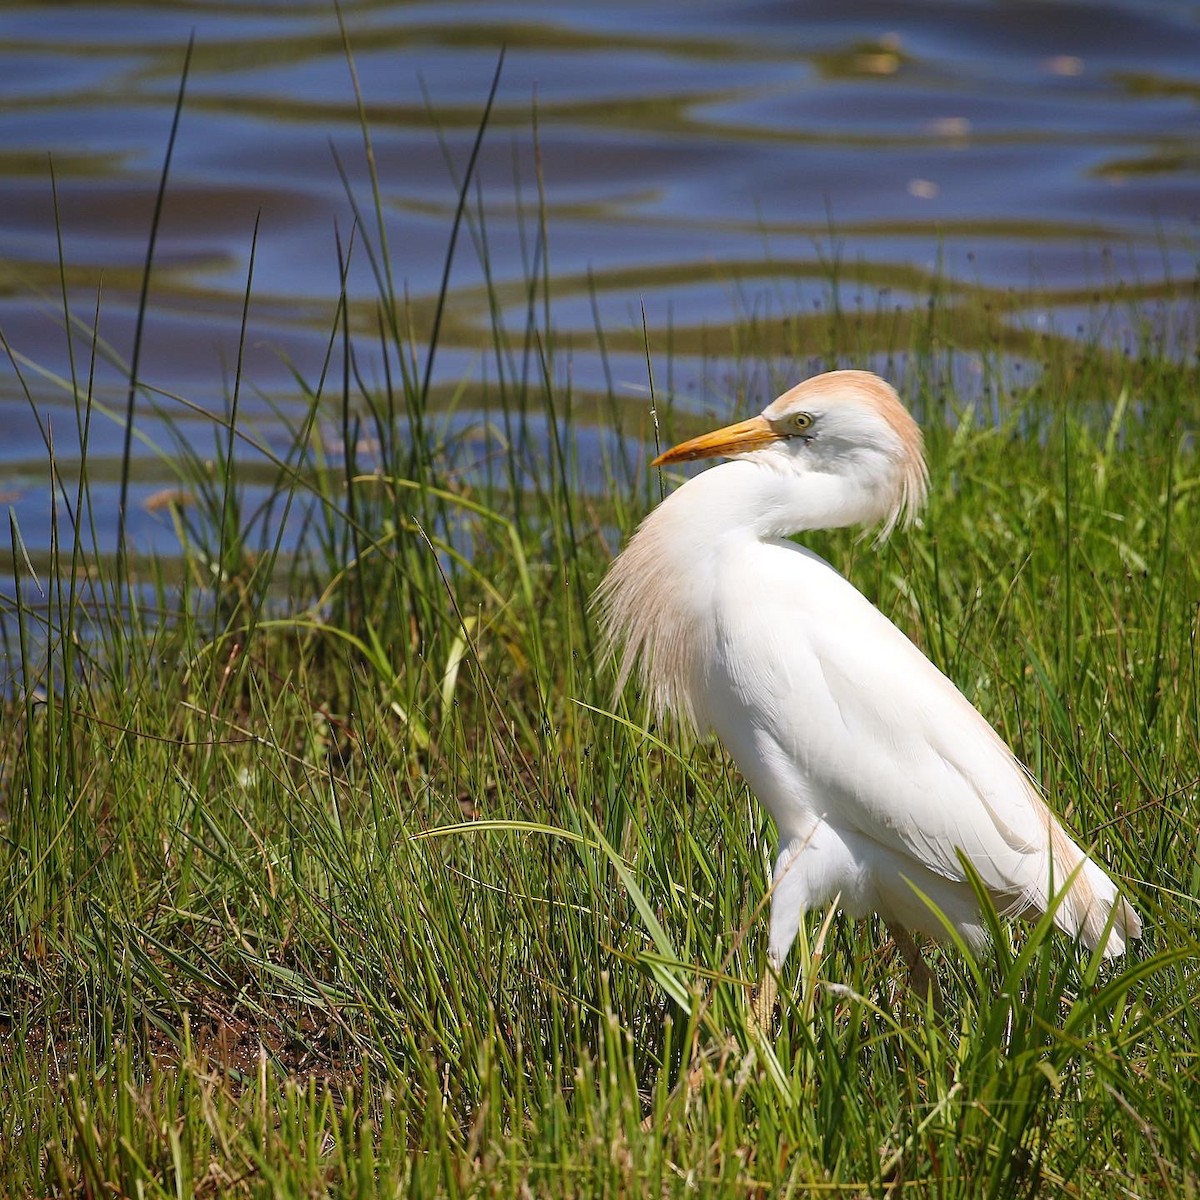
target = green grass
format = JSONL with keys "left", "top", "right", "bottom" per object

{"left": 3, "top": 83, "right": 1200, "bottom": 1196}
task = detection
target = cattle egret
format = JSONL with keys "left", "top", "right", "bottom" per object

{"left": 596, "top": 370, "right": 1140, "bottom": 1016}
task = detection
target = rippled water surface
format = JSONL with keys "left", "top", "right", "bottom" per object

{"left": 2, "top": 0, "right": 1198, "bottom": 561}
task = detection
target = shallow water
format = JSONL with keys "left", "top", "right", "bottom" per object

{"left": 1, "top": 0, "right": 1198, "bottom": 565}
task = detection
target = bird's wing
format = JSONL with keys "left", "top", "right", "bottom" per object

{"left": 711, "top": 541, "right": 1119, "bottom": 928}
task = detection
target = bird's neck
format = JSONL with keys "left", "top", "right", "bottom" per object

{"left": 597, "top": 459, "right": 868, "bottom": 728}
{"left": 658, "top": 457, "right": 880, "bottom": 544}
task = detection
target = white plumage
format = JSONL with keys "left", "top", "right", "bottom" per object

{"left": 596, "top": 370, "right": 1139, "bottom": 999}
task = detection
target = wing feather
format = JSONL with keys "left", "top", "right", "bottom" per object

{"left": 707, "top": 540, "right": 1138, "bottom": 953}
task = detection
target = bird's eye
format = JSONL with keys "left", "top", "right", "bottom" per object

{"left": 789, "top": 412, "right": 814, "bottom": 433}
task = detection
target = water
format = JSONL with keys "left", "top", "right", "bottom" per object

{"left": 1, "top": 0, "right": 1198, "bottom": 568}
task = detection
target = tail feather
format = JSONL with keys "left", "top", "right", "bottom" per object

{"left": 1074, "top": 860, "right": 1141, "bottom": 957}
{"left": 1043, "top": 823, "right": 1140, "bottom": 957}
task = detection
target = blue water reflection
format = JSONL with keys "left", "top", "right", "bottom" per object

{"left": 0, "top": 0, "right": 1197, "bottom": 568}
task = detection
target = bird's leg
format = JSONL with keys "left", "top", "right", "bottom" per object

{"left": 753, "top": 953, "right": 780, "bottom": 1033}
{"left": 756, "top": 840, "right": 811, "bottom": 1033}
{"left": 885, "top": 921, "right": 943, "bottom": 1014}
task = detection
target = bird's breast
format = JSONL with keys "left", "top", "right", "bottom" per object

{"left": 695, "top": 539, "right": 851, "bottom": 838}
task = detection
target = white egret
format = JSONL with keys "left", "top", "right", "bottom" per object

{"left": 596, "top": 370, "right": 1139, "bottom": 1014}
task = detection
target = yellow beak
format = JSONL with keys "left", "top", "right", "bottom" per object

{"left": 651, "top": 414, "right": 782, "bottom": 467}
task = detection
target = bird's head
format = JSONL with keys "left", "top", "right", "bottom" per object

{"left": 652, "top": 370, "right": 929, "bottom": 538}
